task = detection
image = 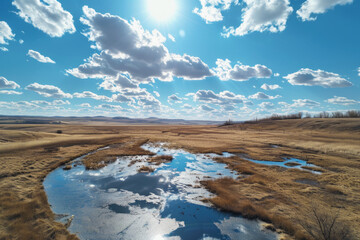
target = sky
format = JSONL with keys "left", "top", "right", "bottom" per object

{"left": 0, "top": 0, "right": 359, "bottom": 120}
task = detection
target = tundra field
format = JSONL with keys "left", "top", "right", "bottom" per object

{"left": 0, "top": 118, "right": 359, "bottom": 240}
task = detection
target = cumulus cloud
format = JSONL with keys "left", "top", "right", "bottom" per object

{"left": 80, "top": 103, "right": 91, "bottom": 108}
{"left": 25, "top": 83, "right": 72, "bottom": 98}
{"left": 249, "top": 92, "right": 281, "bottom": 99}
{"left": 137, "top": 95, "right": 161, "bottom": 110}
{"left": 74, "top": 91, "right": 112, "bottom": 102}
{"left": 193, "top": 0, "right": 237, "bottom": 23}
{"left": 0, "top": 90, "right": 22, "bottom": 95}
{"left": 358, "top": 67, "right": 360, "bottom": 77}
{"left": 153, "top": 91, "right": 160, "bottom": 97}
{"left": 222, "top": 0, "right": 293, "bottom": 37}
{"left": 284, "top": 68, "right": 352, "bottom": 88}
{"left": 193, "top": 90, "right": 245, "bottom": 106}
{"left": 0, "top": 76, "right": 20, "bottom": 89}
{"left": 0, "top": 101, "right": 39, "bottom": 110}
{"left": 200, "top": 104, "right": 215, "bottom": 112}
{"left": 326, "top": 96, "right": 359, "bottom": 105}
{"left": 260, "top": 83, "right": 281, "bottom": 90}
{"left": 32, "top": 100, "right": 70, "bottom": 106}
{"left": 12, "top": 0, "right": 75, "bottom": 37}
{"left": 182, "top": 103, "right": 193, "bottom": 109}
{"left": 0, "top": 21, "right": 15, "bottom": 45}
{"left": 95, "top": 104, "right": 123, "bottom": 111}
{"left": 27, "top": 50, "right": 55, "bottom": 63}
{"left": 259, "top": 102, "right": 275, "bottom": 110}
{"left": 279, "top": 99, "right": 320, "bottom": 108}
{"left": 0, "top": 47, "right": 9, "bottom": 52}
{"left": 168, "top": 94, "right": 182, "bottom": 104}
{"left": 67, "top": 6, "right": 212, "bottom": 90}
{"left": 297, "top": 0, "right": 353, "bottom": 21}
{"left": 214, "top": 59, "right": 272, "bottom": 81}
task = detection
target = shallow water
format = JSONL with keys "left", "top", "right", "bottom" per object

{"left": 237, "top": 154, "right": 322, "bottom": 174}
{"left": 44, "top": 143, "right": 278, "bottom": 240}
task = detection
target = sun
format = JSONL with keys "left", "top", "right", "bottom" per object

{"left": 147, "top": 0, "right": 178, "bottom": 22}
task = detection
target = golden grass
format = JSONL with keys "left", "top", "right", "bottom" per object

{"left": 82, "top": 138, "right": 155, "bottom": 170}
{"left": 149, "top": 155, "right": 173, "bottom": 165}
{"left": 138, "top": 166, "right": 155, "bottom": 173}
{"left": 0, "top": 118, "right": 359, "bottom": 239}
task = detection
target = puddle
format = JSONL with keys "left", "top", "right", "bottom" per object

{"left": 270, "top": 145, "right": 280, "bottom": 148}
{"left": 238, "top": 155, "right": 322, "bottom": 174}
{"left": 44, "top": 143, "right": 278, "bottom": 240}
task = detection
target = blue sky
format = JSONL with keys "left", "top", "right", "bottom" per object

{"left": 0, "top": 0, "right": 359, "bottom": 120}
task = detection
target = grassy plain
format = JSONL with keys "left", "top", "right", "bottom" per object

{"left": 0, "top": 118, "right": 359, "bottom": 239}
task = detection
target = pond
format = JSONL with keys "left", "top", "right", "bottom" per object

{"left": 44, "top": 143, "right": 278, "bottom": 240}
{"left": 237, "top": 155, "right": 322, "bottom": 174}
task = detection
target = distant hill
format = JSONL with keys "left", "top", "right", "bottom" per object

{"left": 0, "top": 115, "right": 222, "bottom": 125}
{"left": 220, "top": 118, "right": 360, "bottom": 133}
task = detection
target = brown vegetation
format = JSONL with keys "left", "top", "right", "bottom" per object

{"left": 137, "top": 166, "right": 155, "bottom": 173}
{"left": 149, "top": 155, "right": 173, "bottom": 165}
{"left": 0, "top": 118, "right": 359, "bottom": 239}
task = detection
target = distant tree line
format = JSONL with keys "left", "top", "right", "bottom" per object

{"left": 244, "top": 110, "right": 360, "bottom": 123}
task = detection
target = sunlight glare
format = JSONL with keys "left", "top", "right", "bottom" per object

{"left": 147, "top": 0, "right": 178, "bottom": 22}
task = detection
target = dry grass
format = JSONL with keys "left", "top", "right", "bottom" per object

{"left": 0, "top": 118, "right": 359, "bottom": 239}
{"left": 149, "top": 155, "right": 173, "bottom": 165}
{"left": 138, "top": 166, "right": 155, "bottom": 173}
{"left": 82, "top": 139, "right": 155, "bottom": 170}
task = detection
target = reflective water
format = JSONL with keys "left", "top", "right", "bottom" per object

{"left": 239, "top": 155, "right": 322, "bottom": 174}
{"left": 44, "top": 143, "right": 278, "bottom": 240}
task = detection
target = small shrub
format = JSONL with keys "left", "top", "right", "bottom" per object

{"left": 299, "top": 204, "right": 355, "bottom": 240}
{"left": 56, "top": 130, "right": 62, "bottom": 134}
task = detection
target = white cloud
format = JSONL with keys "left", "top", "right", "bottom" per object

{"left": 95, "top": 104, "right": 123, "bottom": 111}
{"left": 32, "top": 100, "right": 70, "bottom": 106}
{"left": 0, "top": 47, "right": 9, "bottom": 52}
{"left": 193, "top": 0, "right": 237, "bottom": 23}
{"left": 168, "top": 94, "right": 182, "bottom": 104}
{"left": 193, "top": 90, "right": 245, "bottom": 106}
{"left": 222, "top": 0, "right": 293, "bottom": 37}
{"left": 214, "top": 59, "right": 272, "bottom": 81}
{"left": 0, "top": 101, "right": 39, "bottom": 110}
{"left": 259, "top": 101, "right": 275, "bottom": 110}
{"left": 67, "top": 6, "right": 212, "bottom": 88}
{"left": 297, "top": 0, "right": 353, "bottom": 21}
{"left": 358, "top": 67, "right": 360, "bottom": 77}
{"left": 19, "top": 39, "right": 24, "bottom": 44}
{"left": 249, "top": 92, "right": 281, "bottom": 99}
{"left": 0, "top": 90, "right": 23, "bottom": 95}
{"left": 284, "top": 68, "right": 352, "bottom": 88}
{"left": 153, "top": 91, "right": 160, "bottom": 97}
{"left": 12, "top": 0, "right": 76, "bottom": 37}
{"left": 168, "top": 34, "right": 175, "bottom": 42}
{"left": 0, "top": 76, "right": 20, "bottom": 89}
{"left": 26, "top": 83, "right": 72, "bottom": 98}
{"left": 74, "top": 91, "right": 112, "bottom": 102}
{"left": 182, "top": 103, "right": 193, "bottom": 109}
{"left": 27, "top": 50, "right": 55, "bottom": 63}
{"left": 280, "top": 99, "right": 320, "bottom": 108}
{"left": 260, "top": 83, "right": 281, "bottom": 90}
{"left": 80, "top": 103, "right": 91, "bottom": 108}
{"left": 0, "top": 21, "right": 15, "bottom": 45}
{"left": 326, "top": 96, "right": 359, "bottom": 105}
{"left": 200, "top": 104, "right": 215, "bottom": 112}
{"left": 274, "top": 73, "right": 280, "bottom": 77}
{"left": 137, "top": 95, "right": 162, "bottom": 110}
